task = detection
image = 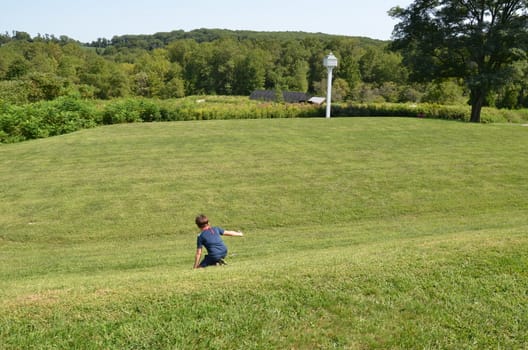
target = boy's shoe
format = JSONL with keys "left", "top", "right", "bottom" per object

{"left": 217, "top": 259, "right": 227, "bottom": 266}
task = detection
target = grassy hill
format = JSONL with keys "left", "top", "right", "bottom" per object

{"left": 1, "top": 118, "right": 527, "bottom": 349}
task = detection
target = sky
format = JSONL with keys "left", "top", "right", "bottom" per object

{"left": 1, "top": 0, "right": 413, "bottom": 43}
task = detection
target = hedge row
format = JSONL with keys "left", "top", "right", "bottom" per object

{"left": 1, "top": 96, "right": 527, "bottom": 143}
{"left": 333, "top": 102, "right": 528, "bottom": 123}
{"left": 0, "top": 97, "right": 325, "bottom": 143}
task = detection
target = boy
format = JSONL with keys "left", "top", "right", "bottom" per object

{"left": 193, "top": 214, "right": 244, "bottom": 269}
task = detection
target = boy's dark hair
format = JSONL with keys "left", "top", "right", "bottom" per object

{"left": 195, "top": 214, "right": 209, "bottom": 228}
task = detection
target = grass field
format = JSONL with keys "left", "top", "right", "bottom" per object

{"left": 1, "top": 117, "right": 527, "bottom": 349}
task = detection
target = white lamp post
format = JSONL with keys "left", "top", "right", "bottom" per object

{"left": 323, "top": 52, "right": 338, "bottom": 118}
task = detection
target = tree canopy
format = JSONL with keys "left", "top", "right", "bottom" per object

{"left": 1, "top": 27, "right": 527, "bottom": 114}
{"left": 390, "top": 0, "right": 528, "bottom": 122}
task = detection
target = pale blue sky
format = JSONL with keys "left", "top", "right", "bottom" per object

{"left": 1, "top": 0, "right": 412, "bottom": 43}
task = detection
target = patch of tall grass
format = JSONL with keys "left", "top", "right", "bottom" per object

{"left": 2, "top": 96, "right": 528, "bottom": 143}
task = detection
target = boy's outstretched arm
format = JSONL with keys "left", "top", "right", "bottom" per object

{"left": 223, "top": 230, "right": 244, "bottom": 237}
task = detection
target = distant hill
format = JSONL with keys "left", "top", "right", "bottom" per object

{"left": 0, "top": 28, "right": 406, "bottom": 105}
{"left": 87, "top": 28, "right": 387, "bottom": 49}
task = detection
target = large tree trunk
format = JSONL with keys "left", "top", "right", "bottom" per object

{"left": 470, "top": 89, "right": 485, "bottom": 123}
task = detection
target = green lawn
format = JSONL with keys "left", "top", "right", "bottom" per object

{"left": 1, "top": 118, "right": 527, "bottom": 349}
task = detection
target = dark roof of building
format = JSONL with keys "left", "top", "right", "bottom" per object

{"left": 250, "top": 90, "right": 311, "bottom": 103}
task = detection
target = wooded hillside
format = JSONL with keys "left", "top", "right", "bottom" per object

{"left": 0, "top": 28, "right": 526, "bottom": 108}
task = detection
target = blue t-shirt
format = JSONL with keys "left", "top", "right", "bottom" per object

{"left": 197, "top": 226, "right": 227, "bottom": 259}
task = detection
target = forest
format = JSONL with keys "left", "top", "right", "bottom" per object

{"left": 1, "top": 28, "right": 526, "bottom": 108}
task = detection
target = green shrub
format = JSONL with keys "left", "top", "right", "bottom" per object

{"left": 137, "top": 99, "right": 162, "bottom": 122}
{"left": 0, "top": 101, "right": 15, "bottom": 138}
{"left": 332, "top": 102, "right": 528, "bottom": 123}
{"left": 155, "top": 97, "right": 322, "bottom": 121}
{"left": 481, "top": 107, "right": 528, "bottom": 123}
{"left": 49, "top": 97, "right": 100, "bottom": 132}
{"left": 102, "top": 99, "right": 142, "bottom": 124}
{"left": 0, "top": 96, "right": 100, "bottom": 143}
{"left": 332, "top": 103, "right": 471, "bottom": 121}
{"left": 0, "top": 104, "right": 24, "bottom": 142}
{"left": 102, "top": 98, "right": 164, "bottom": 124}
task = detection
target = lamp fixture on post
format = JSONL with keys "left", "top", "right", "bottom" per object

{"left": 323, "top": 52, "right": 338, "bottom": 118}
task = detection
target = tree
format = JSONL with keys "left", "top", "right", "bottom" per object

{"left": 133, "top": 49, "right": 170, "bottom": 97}
{"left": 359, "top": 47, "right": 407, "bottom": 85}
{"left": 422, "top": 79, "right": 467, "bottom": 104}
{"left": 289, "top": 60, "right": 310, "bottom": 92}
{"left": 390, "top": 0, "right": 528, "bottom": 122}
{"left": 233, "top": 49, "right": 267, "bottom": 95}
{"left": 80, "top": 53, "right": 129, "bottom": 99}
{"left": 494, "top": 59, "right": 528, "bottom": 107}
{"left": 208, "top": 39, "right": 238, "bottom": 94}
{"left": 6, "top": 57, "right": 30, "bottom": 79}
{"left": 160, "top": 62, "right": 185, "bottom": 98}
{"left": 26, "top": 72, "right": 64, "bottom": 101}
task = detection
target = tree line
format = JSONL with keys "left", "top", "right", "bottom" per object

{"left": 0, "top": 28, "right": 526, "bottom": 109}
